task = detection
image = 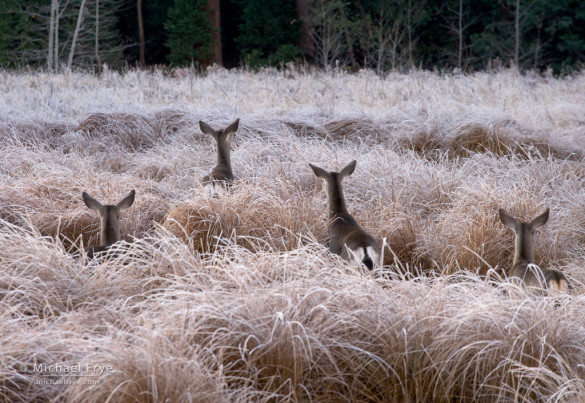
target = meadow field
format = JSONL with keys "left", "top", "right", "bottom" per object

{"left": 1, "top": 66, "right": 585, "bottom": 402}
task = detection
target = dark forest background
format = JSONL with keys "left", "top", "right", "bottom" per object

{"left": 1, "top": 0, "right": 584, "bottom": 73}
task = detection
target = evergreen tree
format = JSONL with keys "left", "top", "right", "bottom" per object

{"left": 145, "top": 0, "right": 174, "bottom": 64}
{"left": 0, "top": 0, "right": 49, "bottom": 67}
{"left": 164, "top": 0, "right": 215, "bottom": 66}
{"left": 540, "top": 0, "right": 585, "bottom": 71}
{"left": 235, "top": 0, "right": 300, "bottom": 68}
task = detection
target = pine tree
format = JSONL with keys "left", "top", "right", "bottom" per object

{"left": 164, "top": 0, "right": 215, "bottom": 67}
{"left": 235, "top": 0, "right": 301, "bottom": 68}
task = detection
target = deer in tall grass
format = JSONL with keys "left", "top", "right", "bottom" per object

{"left": 82, "top": 190, "right": 135, "bottom": 259}
{"left": 310, "top": 160, "right": 381, "bottom": 270}
{"left": 498, "top": 208, "right": 570, "bottom": 293}
{"left": 200, "top": 118, "right": 239, "bottom": 192}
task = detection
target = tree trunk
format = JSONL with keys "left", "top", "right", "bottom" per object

{"left": 296, "top": 0, "right": 313, "bottom": 58}
{"left": 69, "top": 0, "right": 88, "bottom": 69}
{"left": 339, "top": 2, "right": 356, "bottom": 71}
{"left": 407, "top": 0, "right": 413, "bottom": 68}
{"left": 208, "top": 0, "right": 222, "bottom": 66}
{"left": 137, "top": 0, "right": 145, "bottom": 67}
{"left": 514, "top": 0, "right": 520, "bottom": 67}
{"left": 95, "top": 0, "right": 102, "bottom": 73}
{"left": 48, "top": 0, "right": 57, "bottom": 71}
{"left": 458, "top": 0, "right": 462, "bottom": 69}
{"left": 54, "top": 0, "right": 60, "bottom": 71}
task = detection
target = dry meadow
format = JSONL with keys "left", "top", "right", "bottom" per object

{"left": 1, "top": 66, "right": 585, "bottom": 401}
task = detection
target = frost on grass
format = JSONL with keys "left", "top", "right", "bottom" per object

{"left": 1, "top": 68, "right": 585, "bottom": 401}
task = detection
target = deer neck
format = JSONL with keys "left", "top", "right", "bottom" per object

{"left": 327, "top": 176, "right": 349, "bottom": 218}
{"left": 513, "top": 227, "right": 534, "bottom": 266}
{"left": 100, "top": 208, "right": 121, "bottom": 246}
{"left": 216, "top": 139, "right": 232, "bottom": 175}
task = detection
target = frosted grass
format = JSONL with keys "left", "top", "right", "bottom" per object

{"left": 1, "top": 67, "right": 585, "bottom": 401}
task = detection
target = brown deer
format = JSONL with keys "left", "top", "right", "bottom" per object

{"left": 200, "top": 118, "right": 239, "bottom": 192}
{"left": 310, "top": 160, "right": 381, "bottom": 270}
{"left": 499, "top": 208, "right": 570, "bottom": 293}
{"left": 82, "top": 190, "right": 135, "bottom": 259}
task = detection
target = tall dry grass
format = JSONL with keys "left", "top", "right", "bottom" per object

{"left": 1, "top": 67, "right": 585, "bottom": 401}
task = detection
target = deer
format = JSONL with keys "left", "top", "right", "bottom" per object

{"left": 309, "top": 160, "right": 381, "bottom": 270}
{"left": 82, "top": 190, "right": 136, "bottom": 259}
{"left": 498, "top": 208, "right": 570, "bottom": 294}
{"left": 199, "top": 118, "right": 240, "bottom": 193}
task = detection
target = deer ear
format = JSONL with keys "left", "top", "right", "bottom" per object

{"left": 499, "top": 208, "right": 520, "bottom": 231}
{"left": 199, "top": 121, "right": 216, "bottom": 136}
{"left": 529, "top": 208, "right": 549, "bottom": 229}
{"left": 340, "top": 160, "right": 357, "bottom": 178}
{"left": 83, "top": 192, "right": 104, "bottom": 213}
{"left": 223, "top": 118, "right": 239, "bottom": 136}
{"left": 309, "top": 163, "right": 330, "bottom": 180}
{"left": 117, "top": 189, "right": 136, "bottom": 210}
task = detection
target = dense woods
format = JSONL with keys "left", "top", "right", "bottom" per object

{"left": 0, "top": 0, "right": 583, "bottom": 72}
